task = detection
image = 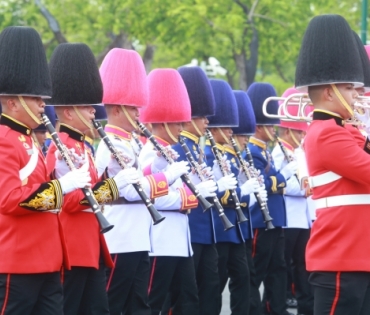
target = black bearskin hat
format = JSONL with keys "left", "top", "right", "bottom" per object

{"left": 0, "top": 26, "right": 52, "bottom": 98}
{"left": 352, "top": 31, "right": 370, "bottom": 89}
{"left": 49, "top": 43, "right": 103, "bottom": 105}
{"left": 295, "top": 15, "right": 364, "bottom": 90}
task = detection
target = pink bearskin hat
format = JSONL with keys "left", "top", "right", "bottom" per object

{"left": 140, "top": 68, "right": 191, "bottom": 123}
{"left": 100, "top": 48, "right": 148, "bottom": 107}
{"left": 278, "top": 87, "right": 310, "bottom": 131}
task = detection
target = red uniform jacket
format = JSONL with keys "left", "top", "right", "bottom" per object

{"left": 46, "top": 124, "right": 115, "bottom": 269}
{"left": 305, "top": 111, "right": 370, "bottom": 271}
{"left": 0, "top": 114, "right": 65, "bottom": 273}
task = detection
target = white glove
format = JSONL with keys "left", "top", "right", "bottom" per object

{"left": 216, "top": 174, "right": 237, "bottom": 192}
{"left": 196, "top": 180, "right": 217, "bottom": 198}
{"left": 238, "top": 169, "right": 248, "bottom": 185}
{"left": 58, "top": 162, "right": 91, "bottom": 194}
{"left": 152, "top": 147, "right": 179, "bottom": 172}
{"left": 188, "top": 170, "right": 202, "bottom": 185}
{"left": 212, "top": 155, "right": 231, "bottom": 180}
{"left": 54, "top": 148, "right": 87, "bottom": 177}
{"left": 280, "top": 161, "right": 298, "bottom": 180}
{"left": 257, "top": 187, "right": 268, "bottom": 202}
{"left": 164, "top": 161, "right": 190, "bottom": 185}
{"left": 108, "top": 152, "right": 133, "bottom": 177}
{"left": 113, "top": 168, "right": 141, "bottom": 193}
{"left": 240, "top": 178, "right": 260, "bottom": 197}
{"left": 200, "top": 163, "right": 214, "bottom": 180}
{"left": 355, "top": 108, "right": 370, "bottom": 136}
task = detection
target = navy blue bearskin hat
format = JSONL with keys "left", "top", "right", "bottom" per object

{"left": 34, "top": 106, "right": 56, "bottom": 131}
{"left": 49, "top": 43, "right": 103, "bottom": 105}
{"left": 177, "top": 66, "right": 215, "bottom": 117}
{"left": 295, "top": 15, "right": 364, "bottom": 91}
{"left": 247, "top": 82, "right": 280, "bottom": 125}
{"left": 352, "top": 31, "right": 370, "bottom": 89}
{"left": 93, "top": 105, "right": 107, "bottom": 121}
{"left": 208, "top": 79, "right": 238, "bottom": 127}
{"left": 0, "top": 26, "right": 52, "bottom": 98}
{"left": 232, "top": 91, "right": 256, "bottom": 135}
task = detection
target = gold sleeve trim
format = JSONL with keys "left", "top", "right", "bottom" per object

{"left": 19, "top": 182, "right": 59, "bottom": 211}
{"left": 106, "top": 178, "right": 119, "bottom": 201}
{"left": 270, "top": 176, "right": 277, "bottom": 192}
{"left": 221, "top": 190, "right": 230, "bottom": 205}
{"left": 51, "top": 179, "right": 63, "bottom": 209}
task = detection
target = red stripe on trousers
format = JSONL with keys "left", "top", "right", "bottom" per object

{"left": 0, "top": 274, "right": 10, "bottom": 315}
{"left": 252, "top": 229, "right": 259, "bottom": 258}
{"left": 106, "top": 254, "right": 118, "bottom": 291}
{"left": 148, "top": 257, "right": 157, "bottom": 295}
{"left": 330, "top": 272, "right": 341, "bottom": 315}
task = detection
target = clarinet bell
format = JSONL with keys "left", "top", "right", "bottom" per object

{"left": 265, "top": 220, "right": 275, "bottom": 230}
{"left": 95, "top": 210, "right": 114, "bottom": 234}
{"left": 220, "top": 213, "right": 235, "bottom": 231}
{"left": 235, "top": 208, "right": 248, "bottom": 223}
{"left": 198, "top": 195, "right": 213, "bottom": 211}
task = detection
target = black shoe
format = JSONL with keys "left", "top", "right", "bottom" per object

{"left": 286, "top": 297, "right": 298, "bottom": 308}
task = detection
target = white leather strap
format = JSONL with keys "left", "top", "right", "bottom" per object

{"left": 308, "top": 171, "right": 342, "bottom": 188}
{"left": 19, "top": 142, "right": 39, "bottom": 181}
{"left": 314, "top": 194, "right": 370, "bottom": 209}
{"left": 82, "top": 208, "right": 93, "bottom": 213}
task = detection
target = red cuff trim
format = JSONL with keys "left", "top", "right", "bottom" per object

{"left": 178, "top": 184, "right": 198, "bottom": 210}
{"left": 143, "top": 164, "right": 152, "bottom": 176}
{"left": 147, "top": 173, "right": 169, "bottom": 199}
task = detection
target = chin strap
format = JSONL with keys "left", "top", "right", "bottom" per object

{"left": 191, "top": 120, "right": 203, "bottom": 137}
{"left": 164, "top": 123, "right": 178, "bottom": 143}
{"left": 218, "top": 128, "right": 230, "bottom": 144}
{"left": 121, "top": 106, "right": 138, "bottom": 130}
{"left": 330, "top": 84, "right": 354, "bottom": 117}
{"left": 263, "top": 126, "right": 275, "bottom": 142}
{"left": 288, "top": 129, "right": 301, "bottom": 147}
{"left": 18, "top": 96, "right": 41, "bottom": 124}
{"left": 73, "top": 106, "right": 93, "bottom": 135}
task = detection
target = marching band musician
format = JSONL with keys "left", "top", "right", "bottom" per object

{"left": 271, "top": 87, "right": 313, "bottom": 315}
{"left": 172, "top": 66, "right": 221, "bottom": 315}
{"left": 139, "top": 68, "right": 217, "bottom": 315}
{"left": 295, "top": 14, "right": 370, "bottom": 315}
{"left": 45, "top": 43, "right": 141, "bottom": 315}
{"left": 0, "top": 27, "right": 90, "bottom": 315}
{"left": 205, "top": 79, "right": 261, "bottom": 315}
{"left": 95, "top": 49, "right": 188, "bottom": 315}
{"left": 231, "top": 90, "right": 265, "bottom": 315}
{"left": 247, "top": 82, "right": 296, "bottom": 315}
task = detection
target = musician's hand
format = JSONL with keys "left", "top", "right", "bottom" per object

{"left": 58, "top": 162, "right": 91, "bottom": 194}
{"left": 196, "top": 180, "right": 217, "bottom": 198}
{"left": 54, "top": 148, "right": 87, "bottom": 177}
{"left": 113, "top": 168, "right": 141, "bottom": 194}
{"left": 355, "top": 107, "right": 370, "bottom": 136}
{"left": 240, "top": 178, "right": 260, "bottom": 197}
{"left": 212, "top": 156, "right": 231, "bottom": 181}
{"left": 257, "top": 187, "right": 268, "bottom": 202}
{"left": 200, "top": 163, "right": 214, "bottom": 180}
{"left": 164, "top": 161, "right": 190, "bottom": 185}
{"left": 280, "top": 161, "right": 298, "bottom": 180}
{"left": 216, "top": 174, "right": 237, "bottom": 192}
{"left": 238, "top": 169, "right": 248, "bottom": 185}
{"left": 108, "top": 152, "right": 132, "bottom": 176}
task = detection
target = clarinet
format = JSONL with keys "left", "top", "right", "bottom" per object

{"left": 137, "top": 122, "right": 212, "bottom": 211}
{"left": 132, "top": 131, "right": 143, "bottom": 152}
{"left": 205, "top": 129, "right": 248, "bottom": 223}
{"left": 230, "top": 137, "right": 274, "bottom": 230}
{"left": 41, "top": 114, "right": 114, "bottom": 234}
{"left": 92, "top": 120, "right": 165, "bottom": 225}
{"left": 276, "top": 137, "right": 300, "bottom": 183}
{"left": 178, "top": 136, "right": 234, "bottom": 231}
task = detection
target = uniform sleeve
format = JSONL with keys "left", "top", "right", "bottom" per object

{"left": 0, "top": 138, "right": 63, "bottom": 215}
{"left": 344, "top": 125, "right": 366, "bottom": 149}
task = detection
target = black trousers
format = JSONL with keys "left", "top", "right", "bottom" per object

{"left": 245, "top": 239, "right": 263, "bottom": 315}
{"left": 284, "top": 228, "right": 313, "bottom": 315}
{"left": 105, "top": 251, "right": 151, "bottom": 315}
{"left": 252, "top": 227, "right": 287, "bottom": 315}
{"left": 63, "top": 264, "right": 109, "bottom": 315}
{"left": 0, "top": 272, "right": 63, "bottom": 315}
{"left": 192, "top": 243, "right": 220, "bottom": 315}
{"left": 148, "top": 256, "right": 199, "bottom": 315}
{"left": 310, "top": 272, "right": 370, "bottom": 315}
{"left": 217, "top": 242, "right": 250, "bottom": 315}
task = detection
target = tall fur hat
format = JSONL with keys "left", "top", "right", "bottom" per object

{"left": 140, "top": 69, "right": 191, "bottom": 123}
{"left": 295, "top": 15, "right": 364, "bottom": 91}
{"left": 0, "top": 26, "right": 52, "bottom": 98}
{"left": 208, "top": 80, "right": 238, "bottom": 127}
{"left": 232, "top": 91, "right": 256, "bottom": 135}
{"left": 177, "top": 66, "right": 215, "bottom": 117}
{"left": 279, "top": 87, "right": 309, "bottom": 132}
{"left": 93, "top": 105, "right": 107, "bottom": 121}
{"left": 100, "top": 48, "right": 148, "bottom": 107}
{"left": 247, "top": 82, "right": 280, "bottom": 125}
{"left": 352, "top": 32, "right": 370, "bottom": 89}
{"left": 49, "top": 43, "right": 103, "bottom": 106}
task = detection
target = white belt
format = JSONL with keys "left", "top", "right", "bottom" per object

{"left": 314, "top": 194, "right": 370, "bottom": 209}
{"left": 82, "top": 208, "right": 93, "bottom": 213}
{"left": 308, "top": 171, "right": 342, "bottom": 188}
{"left": 44, "top": 209, "right": 60, "bottom": 214}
